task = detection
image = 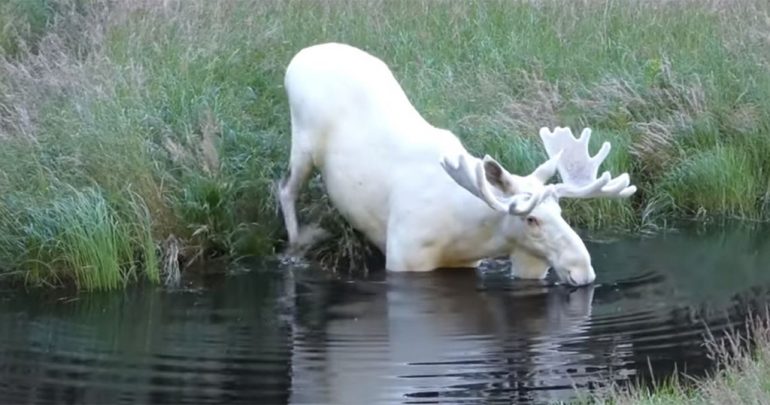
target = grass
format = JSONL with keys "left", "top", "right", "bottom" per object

{"left": 0, "top": 0, "right": 769, "bottom": 289}
{"left": 587, "top": 308, "right": 770, "bottom": 404}
{"left": 0, "top": 186, "right": 159, "bottom": 290}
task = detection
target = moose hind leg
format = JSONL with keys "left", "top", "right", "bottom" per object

{"left": 278, "top": 148, "right": 313, "bottom": 249}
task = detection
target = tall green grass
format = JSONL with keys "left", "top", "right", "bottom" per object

{"left": 0, "top": 0, "right": 769, "bottom": 288}
{"left": 0, "top": 187, "right": 158, "bottom": 290}
{"left": 0, "top": 0, "right": 55, "bottom": 57}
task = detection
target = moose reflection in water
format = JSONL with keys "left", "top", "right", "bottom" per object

{"left": 1, "top": 225, "right": 770, "bottom": 404}
{"left": 288, "top": 224, "right": 770, "bottom": 404}
{"left": 289, "top": 270, "right": 622, "bottom": 404}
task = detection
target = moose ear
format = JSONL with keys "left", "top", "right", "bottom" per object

{"left": 482, "top": 155, "right": 513, "bottom": 192}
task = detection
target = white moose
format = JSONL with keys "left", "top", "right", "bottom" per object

{"left": 278, "top": 42, "right": 636, "bottom": 286}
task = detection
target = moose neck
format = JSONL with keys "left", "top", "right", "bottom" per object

{"left": 451, "top": 206, "right": 551, "bottom": 279}
{"left": 442, "top": 206, "right": 522, "bottom": 264}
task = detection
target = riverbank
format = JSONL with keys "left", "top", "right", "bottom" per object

{"left": 1, "top": 0, "right": 769, "bottom": 290}
{"left": 589, "top": 309, "right": 770, "bottom": 405}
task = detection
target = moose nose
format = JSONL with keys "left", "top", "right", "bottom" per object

{"left": 567, "top": 267, "right": 596, "bottom": 287}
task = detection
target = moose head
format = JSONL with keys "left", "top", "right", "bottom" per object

{"left": 441, "top": 127, "right": 636, "bottom": 286}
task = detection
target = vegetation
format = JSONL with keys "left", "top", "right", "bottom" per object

{"left": 0, "top": 0, "right": 769, "bottom": 289}
{"left": 588, "top": 309, "right": 770, "bottom": 405}
{"left": 0, "top": 187, "right": 159, "bottom": 290}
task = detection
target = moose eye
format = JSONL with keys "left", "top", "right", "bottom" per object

{"left": 526, "top": 216, "right": 539, "bottom": 227}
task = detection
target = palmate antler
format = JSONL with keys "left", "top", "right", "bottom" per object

{"left": 440, "top": 154, "right": 544, "bottom": 215}
{"left": 440, "top": 126, "right": 636, "bottom": 217}
{"left": 538, "top": 127, "right": 637, "bottom": 199}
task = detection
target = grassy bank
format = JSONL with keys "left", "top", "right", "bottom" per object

{"left": 0, "top": 0, "right": 769, "bottom": 289}
{"left": 589, "top": 309, "right": 770, "bottom": 404}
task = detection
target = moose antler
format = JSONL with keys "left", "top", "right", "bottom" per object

{"left": 440, "top": 154, "right": 543, "bottom": 215}
{"left": 538, "top": 127, "right": 637, "bottom": 199}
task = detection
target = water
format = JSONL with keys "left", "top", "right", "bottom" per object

{"left": 2, "top": 225, "right": 770, "bottom": 404}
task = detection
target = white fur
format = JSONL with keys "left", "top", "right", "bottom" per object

{"left": 278, "top": 42, "right": 635, "bottom": 286}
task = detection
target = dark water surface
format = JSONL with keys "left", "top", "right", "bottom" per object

{"left": 3, "top": 225, "right": 770, "bottom": 404}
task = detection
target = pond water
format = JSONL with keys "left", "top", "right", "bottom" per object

{"left": 2, "top": 224, "right": 770, "bottom": 404}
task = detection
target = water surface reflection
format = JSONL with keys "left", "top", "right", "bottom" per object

{"left": 1, "top": 224, "right": 769, "bottom": 404}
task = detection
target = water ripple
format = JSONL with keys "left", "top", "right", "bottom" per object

{"left": 3, "top": 226, "right": 770, "bottom": 404}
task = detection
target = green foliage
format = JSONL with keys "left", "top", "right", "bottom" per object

{"left": 0, "top": 0, "right": 769, "bottom": 287}
{"left": 0, "top": 0, "right": 53, "bottom": 56}
{"left": 0, "top": 187, "right": 158, "bottom": 290}
{"left": 660, "top": 145, "right": 764, "bottom": 220}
